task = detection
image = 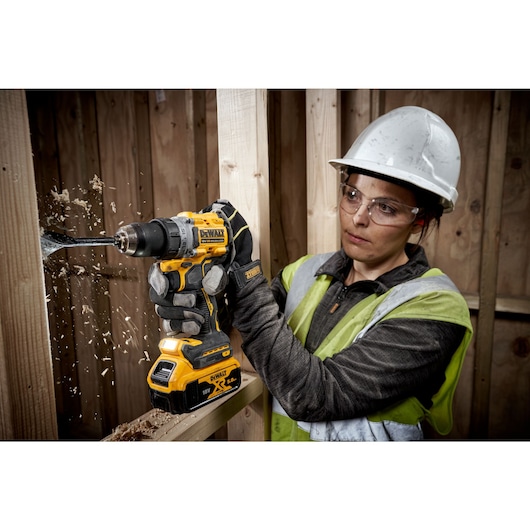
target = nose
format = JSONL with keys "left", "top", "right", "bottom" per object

{"left": 352, "top": 202, "right": 370, "bottom": 225}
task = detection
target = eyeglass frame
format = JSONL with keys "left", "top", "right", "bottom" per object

{"left": 339, "top": 181, "right": 421, "bottom": 227}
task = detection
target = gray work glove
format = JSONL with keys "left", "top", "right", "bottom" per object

{"left": 148, "top": 262, "right": 227, "bottom": 336}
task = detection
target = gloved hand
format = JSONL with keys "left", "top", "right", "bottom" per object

{"left": 147, "top": 201, "right": 255, "bottom": 336}
{"left": 202, "top": 200, "right": 253, "bottom": 268}
{"left": 148, "top": 264, "right": 206, "bottom": 336}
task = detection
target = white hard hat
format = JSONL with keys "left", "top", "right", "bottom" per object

{"left": 329, "top": 106, "right": 461, "bottom": 212}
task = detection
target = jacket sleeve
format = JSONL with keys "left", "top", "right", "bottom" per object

{"left": 229, "top": 263, "right": 466, "bottom": 422}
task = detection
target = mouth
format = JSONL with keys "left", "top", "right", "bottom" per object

{"left": 345, "top": 231, "right": 370, "bottom": 245}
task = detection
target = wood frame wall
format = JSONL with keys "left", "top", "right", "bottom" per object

{"left": 2, "top": 88, "right": 529, "bottom": 440}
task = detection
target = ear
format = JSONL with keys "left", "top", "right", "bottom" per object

{"left": 410, "top": 218, "right": 425, "bottom": 234}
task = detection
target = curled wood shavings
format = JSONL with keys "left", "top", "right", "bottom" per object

{"left": 51, "top": 188, "right": 70, "bottom": 204}
{"left": 72, "top": 197, "right": 92, "bottom": 213}
{"left": 90, "top": 174, "right": 104, "bottom": 193}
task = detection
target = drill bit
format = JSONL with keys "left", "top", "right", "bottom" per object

{"left": 41, "top": 230, "right": 118, "bottom": 258}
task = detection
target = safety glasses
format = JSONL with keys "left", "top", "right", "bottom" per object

{"left": 340, "top": 182, "right": 420, "bottom": 227}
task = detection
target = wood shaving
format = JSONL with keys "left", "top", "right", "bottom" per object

{"left": 90, "top": 174, "right": 104, "bottom": 193}
{"left": 51, "top": 188, "right": 70, "bottom": 204}
{"left": 72, "top": 198, "right": 92, "bottom": 213}
{"left": 106, "top": 409, "right": 175, "bottom": 441}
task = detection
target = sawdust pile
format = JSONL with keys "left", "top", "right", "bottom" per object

{"left": 106, "top": 409, "right": 175, "bottom": 441}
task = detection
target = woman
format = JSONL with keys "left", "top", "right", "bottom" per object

{"left": 150, "top": 106, "right": 473, "bottom": 441}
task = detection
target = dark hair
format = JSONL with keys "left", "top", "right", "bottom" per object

{"left": 412, "top": 187, "right": 444, "bottom": 245}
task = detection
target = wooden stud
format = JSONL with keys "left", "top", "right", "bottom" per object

{"left": 306, "top": 90, "right": 341, "bottom": 254}
{"left": 216, "top": 89, "right": 270, "bottom": 440}
{"left": 216, "top": 89, "right": 271, "bottom": 278}
{"left": 0, "top": 90, "right": 58, "bottom": 439}
{"left": 470, "top": 90, "right": 512, "bottom": 439}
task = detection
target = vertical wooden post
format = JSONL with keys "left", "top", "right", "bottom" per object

{"left": 306, "top": 90, "right": 341, "bottom": 254}
{"left": 470, "top": 90, "right": 511, "bottom": 439}
{"left": 0, "top": 90, "right": 58, "bottom": 439}
{"left": 216, "top": 89, "right": 270, "bottom": 440}
{"left": 217, "top": 89, "right": 271, "bottom": 278}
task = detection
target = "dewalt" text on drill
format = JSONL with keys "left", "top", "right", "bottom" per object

{"left": 114, "top": 210, "right": 241, "bottom": 414}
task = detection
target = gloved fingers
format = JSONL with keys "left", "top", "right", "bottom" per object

{"left": 162, "top": 318, "right": 202, "bottom": 337}
{"left": 149, "top": 287, "right": 171, "bottom": 306}
{"left": 150, "top": 286, "right": 198, "bottom": 308}
{"left": 154, "top": 304, "right": 205, "bottom": 324}
{"left": 172, "top": 292, "right": 197, "bottom": 307}
{"left": 203, "top": 264, "right": 228, "bottom": 295}
{"left": 148, "top": 262, "right": 183, "bottom": 299}
{"left": 148, "top": 263, "right": 169, "bottom": 298}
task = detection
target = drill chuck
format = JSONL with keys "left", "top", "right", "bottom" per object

{"left": 115, "top": 218, "right": 188, "bottom": 259}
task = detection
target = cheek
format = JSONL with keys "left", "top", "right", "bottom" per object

{"left": 339, "top": 208, "right": 350, "bottom": 229}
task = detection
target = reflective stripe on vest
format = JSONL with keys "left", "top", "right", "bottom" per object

{"left": 272, "top": 253, "right": 473, "bottom": 441}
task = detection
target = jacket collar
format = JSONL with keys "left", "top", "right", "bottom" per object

{"left": 316, "top": 244, "right": 431, "bottom": 293}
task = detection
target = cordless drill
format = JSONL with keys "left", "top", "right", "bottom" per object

{"left": 115, "top": 210, "right": 241, "bottom": 414}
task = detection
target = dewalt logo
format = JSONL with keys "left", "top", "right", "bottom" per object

{"left": 244, "top": 265, "right": 261, "bottom": 281}
{"left": 199, "top": 228, "right": 226, "bottom": 243}
{"left": 210, "top": 370, "right": 227, "bottom": 382}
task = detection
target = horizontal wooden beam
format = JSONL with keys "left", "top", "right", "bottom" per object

{"left": 104, "top": 372, "right": 263, "bottom": 441}
{"left": 463, "top": 293, "right": 530, "bottom": 316}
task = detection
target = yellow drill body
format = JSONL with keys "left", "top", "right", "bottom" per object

{"left": 117, "top": 210, "right": 241, "bottom": 414}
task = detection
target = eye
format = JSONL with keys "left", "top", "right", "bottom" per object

{"left": 375, "top": 200, "right": 399, "bottom": 216}
{"left": 344, "top": 186, "right": 360, "bottom": 202}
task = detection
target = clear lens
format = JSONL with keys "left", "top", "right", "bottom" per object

{"left": 340, "top": 183, "right": 419, "bottom": 226}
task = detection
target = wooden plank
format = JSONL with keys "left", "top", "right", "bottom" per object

{"left": 340, "top": 89, "right": 372, "bottom": 154}
{"left": 269, "top": 90, "right": 307, "bottom": 276}
{"left": 104, "top": 372, "right": 263, "bottom": 441}
{"left": 486, "top": 91, "right": 530, "bottom": 439}
{"left": 52, "top": 90, "right": 118, "bottom": 439}
{"left": 217, "top": 89, "right": 271, "bottom": 278}
{"left": 470, "top": 90, "right": 512, "bottom": 439}
{"left": 149, "top": 89, "right": 197, "bottom": 216}
{"left": 205, "top": 89, "right": 220, "bottom": 204}
{"left": 26, "top": 90, "right": 83, "bottom": 438}
{"left": 463, "top": 293, "right": 530, "bottom": 315}
{"left": 96, "top": 90, "right": 154, "bottom": 428}
{"left": 488, "top": 317, "right": 530, "bottom": 439}
{"left": 0, "top": 90, "right": 58, "bottom": 439}
{"left": 191, "top": 90, "right": 209, "bottom": 209}
{"left": 216, "top": 89, "right": 270, "bottom": 440}
{"left": 306, "top": 90, "right": 341, "bottom": 254}
{"left": 497, "top": 90, "right": 530, "bottom": 299}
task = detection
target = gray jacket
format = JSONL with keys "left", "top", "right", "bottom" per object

{"left": 230, "top": 244, "right": 466, "bottom": 423}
